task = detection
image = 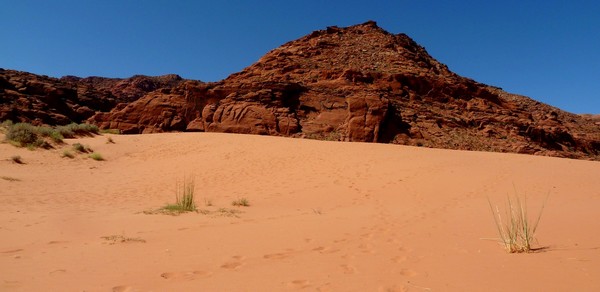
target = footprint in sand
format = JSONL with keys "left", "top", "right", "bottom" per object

{"left": 160, "top": 270, "right": 212, "bottom": 280}
{"left": 361, "top": 232, "right": 374, "bottom": 240}
{"left": 263, "top": 252, "right": 292, "bottom": 260}
{"left": 358, "top": 243, "right": 376, "bottom": 254}
{"left": 220, "top": 255, "right": 246, "bottom": 270}
{"left": 220, "top": 261, "right": 243, "bottom": 270}
{"left": 3, "top": 280, "right": 21, "bottom": 288}
{"left": 386, "top": 238, "right": 401, "bottom": 245}
{"left": 49, "top": 269, "right": 67, "bottom": 275}
{"left": 312, "top": 246, "right": 340, "bottom": 254}
{"left": 376, "top": 284, "right": 406, "bottom": 292}
{"left": 391, "top": 256, "right": 407, "bottom": 264}
{"left": 399, "top": 269, "right": 418, "bottom": 277}
{"left": 340, "top": 264, "right": 358, "bottom": 274}
{"left": 287, "top": 279, "right": 311, "bottom": 289}
{"left": 112, "top": 285, "right": 134, "bottom": 292}
{"left": 0, "top": 248, "right": 23, "bottom": 254}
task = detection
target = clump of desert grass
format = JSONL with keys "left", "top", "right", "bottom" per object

{"left": 156, "top": 177, "right": 197, "bottom": 215}
{"left": 214, "top": 208, "right": 243, "bottom": 218}
{"left": 100, "top": 129, "right": 121, "bottom": 135}
{"left": 2, "top": 120, "right": 100, "bottom": 149}
{"left": 11, "top": 155, "right": 24, "bottom": 164}
{"left": 101, "top": 234, "right": 146, "bottom": 245}
{"left": 488, "top": 190, "right": 549, "bottom": 253}
{"left": 55, "top": 123, "right": 99, "bottom": 138}
{"left": 72, "top": 143, "right": 92, "bottom": 153}
{"left": 231, "top": 198, "right": 250, "bottom": 207}
{"left": 89, "top": 152, "right": 104, "bottom": 161}
{"left": 61, "top": 150, "right": 75, "bottom": 159}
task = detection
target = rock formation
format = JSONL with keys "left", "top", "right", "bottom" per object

{"left": 1, "top": 21, "right": 599, "bottom": 160}
{"left": 0, "top": 69, "right": 184, "bottom": 125}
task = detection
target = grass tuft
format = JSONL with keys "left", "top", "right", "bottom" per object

{"left": 37, "top": 126, "right": 64, "bottom": 143}
{"left": 89, "top": 152, "right": 104, "bottom": 161}
{"left": 100, "top": 129, "right": 121, "bottom": 135}
{"left": 62, "top": 150, "right": 75, "bottom": 159}
{"left": 215, "top": 208, "right": 243, "bottom": 217}
{"left": 488, "top": 190, "right": 549, "bottom": 253}
{"left": 101, "top": 235, "right": 146, "bottom": 245}
{"left": 231, "top": 198, "right": 250, "bottom": 207}
{"left": 204, "top": 198, "right": 213, "bottom": 206}
{"left": 72, "top": 143, "right": 91, "bottom": 153}
{"left": 11, "top": 155, "right": 24, "bottom": 164}
{"left": 160, "top": 177, "right": 197, "bottom": 214}
{"left": 56, "top": 123, "right": 99, "bottom": 138}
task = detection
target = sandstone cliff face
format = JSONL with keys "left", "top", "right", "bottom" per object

{"left": 1, "top": 21, "right": 599, "bottom": 160}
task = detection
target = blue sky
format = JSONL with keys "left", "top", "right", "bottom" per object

{"left": 1, "top": 1, "right": 599, "bottom": 114}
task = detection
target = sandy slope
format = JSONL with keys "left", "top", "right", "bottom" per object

{"left": 1, "top": 132, "right": 599, "bottom": 291}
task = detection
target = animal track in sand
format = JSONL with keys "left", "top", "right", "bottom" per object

{"left": 160, "top": 270, "right": 212, "bottom": 280}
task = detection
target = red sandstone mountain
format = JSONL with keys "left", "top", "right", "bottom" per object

{"left": 1, "top": 21, "right": 599, "bottom": 160}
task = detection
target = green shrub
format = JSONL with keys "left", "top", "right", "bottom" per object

{"left": 56, "top": 123, "right": 99, "bottom": 138}
{"left": 3, "top": 121, "right": 99, "bottom": 149}
{"left": 37, "top": 126, "right": 64, "bottom": 143}
{"left": 6, "top": 123, "right": 38, "bottom": 146}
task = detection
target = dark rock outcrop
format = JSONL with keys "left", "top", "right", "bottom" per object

{"left": 0, "top": 69, "right": 185, "bottom": 125}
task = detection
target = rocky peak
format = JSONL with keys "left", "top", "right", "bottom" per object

{"left": 230, "top": 20, "right": 453, "bottom": 86}
{"left": 1, "top": 22, "right": 599, "bottom": 160}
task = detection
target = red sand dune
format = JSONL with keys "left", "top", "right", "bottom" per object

{"left": 1, "top": 132, "right": 599, "bottom": 291}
